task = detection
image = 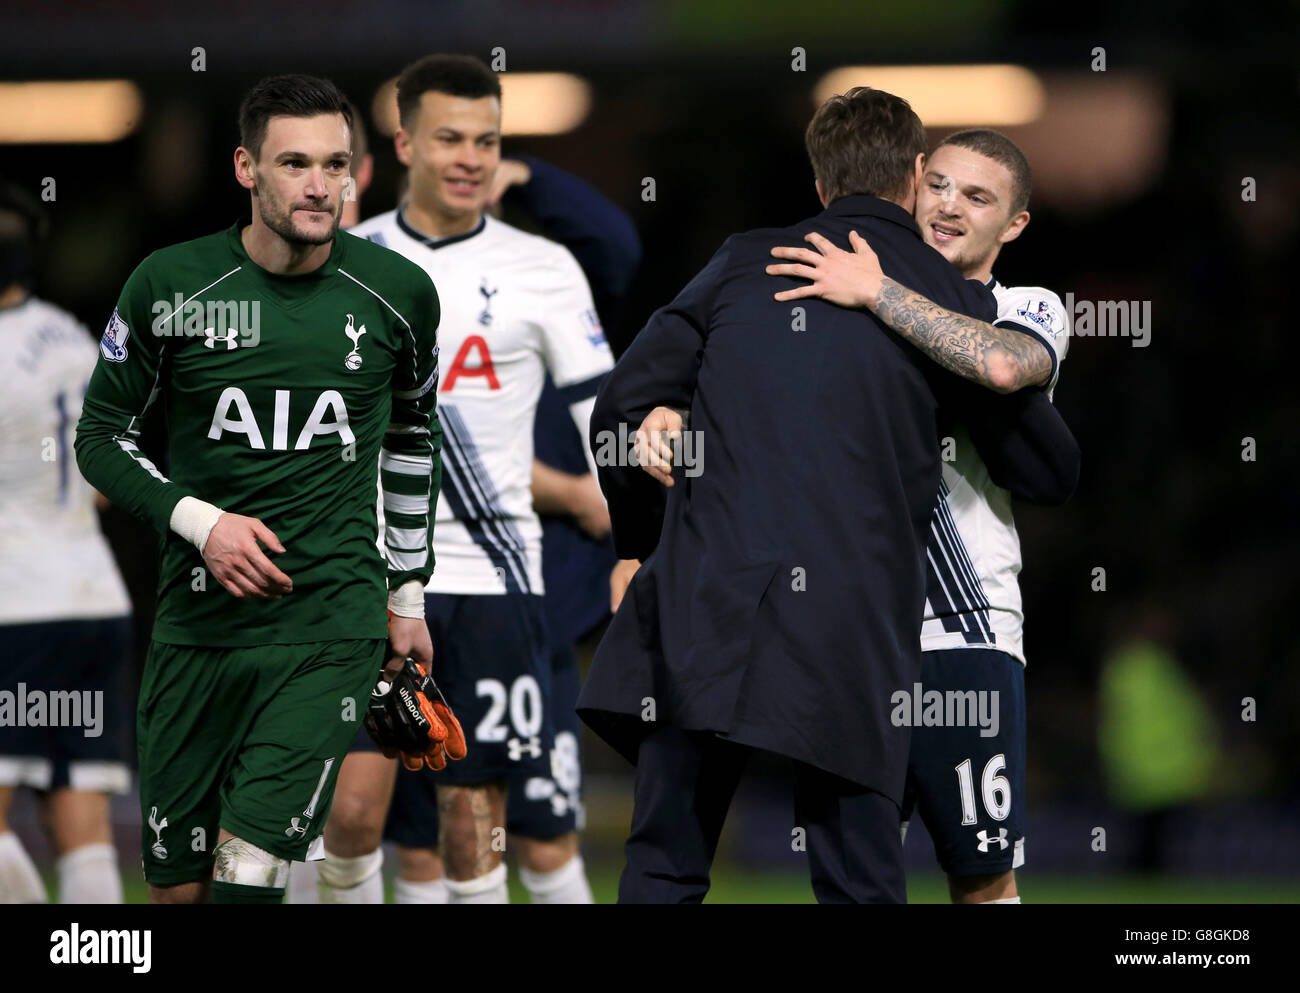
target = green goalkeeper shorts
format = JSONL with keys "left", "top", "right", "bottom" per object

{"left": 136, "top": 638, "right": 384, "bottom": 886}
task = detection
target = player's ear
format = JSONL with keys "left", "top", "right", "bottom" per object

{"left": 815, "top": 178, "right": 828, "bottom": 208}
{"left": 355, "top": 153, "right": 375, "bottom": 196}
{"left": 999, "top": 208, "right": 1030, "bottom": 246}
{"left": 914, "top": 151, "right": 926, "bottom": 189}
{"left": 233, "top": 147, "right": 257, "bottom": 192}
{"left": 394, "top": 128, "right": 413, "bottom": 168}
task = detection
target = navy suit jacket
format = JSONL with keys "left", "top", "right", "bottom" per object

{"left": 577, "top": 195, "right": 1078, "bottom": 801}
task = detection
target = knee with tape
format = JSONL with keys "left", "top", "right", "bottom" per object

{"left": 212, "top": 836, "right": 290, "bottom": 889}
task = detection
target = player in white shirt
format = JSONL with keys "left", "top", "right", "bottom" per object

{"left": 307, "top": 56, "right": 611, "bottom": 905}
{"left": 0, "top": 184, "right": 133, "bottom": 903}
{"left": 763, "top": 129, "right": 1070, "bottom": 902}
{"left": 918, "top": 277, "right": 1067, "bottom": 665}
{"left": 356, "top": 209, "right": 607, "bottom": 597}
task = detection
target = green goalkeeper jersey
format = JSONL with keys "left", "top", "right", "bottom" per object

{"left": 76, "top": 223, "right": 442, "bottom": 647}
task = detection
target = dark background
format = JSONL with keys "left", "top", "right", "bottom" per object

{"left": 3, "top": 0, "right": 1297, "bottom": 888}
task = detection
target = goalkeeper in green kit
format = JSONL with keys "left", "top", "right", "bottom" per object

{"left": 75, "top": 74, "right": 461, "bottom": 904}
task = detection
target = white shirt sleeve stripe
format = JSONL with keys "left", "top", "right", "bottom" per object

{"left": 385, "top": 526, "right": 430, "bottom": 549}
{"left": 383, "top": 491, "right": 430, "bottom": 515}
{"left": 380, "top": 451, "right": 433, "bottom": 476}
{"left": 385, "top": 546, "right": 428, "bottom": 571}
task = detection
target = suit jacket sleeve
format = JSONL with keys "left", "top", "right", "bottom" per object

{"left": 944, "top": 377, "right": 1081, "bottom": 505}
{"left": 590, "top": 239, "right": 730, "bottom": 559}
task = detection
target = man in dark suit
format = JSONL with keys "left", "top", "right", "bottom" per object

{"left": 577, "top": 87, "right": 1079, "bottom": 903}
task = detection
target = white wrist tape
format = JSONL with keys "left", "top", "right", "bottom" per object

{"left": 387, "top": 578, "right": 426, "bottom": 618}
{"left": 169, "top": 496, "right": 225, "bottom": 555}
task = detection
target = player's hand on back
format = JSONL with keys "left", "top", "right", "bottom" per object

{"left": 202, "top": 512, "right": 293, "bottom": 599}
{"left": 634, "top": 405, "right": 685, "bottom": 487}
{"left": 767, "top": 230, "right": 884, "bottom": 309}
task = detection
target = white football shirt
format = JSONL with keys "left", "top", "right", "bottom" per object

{"left": 350, "top": 210, "right": 614, "bottom": 595}
{"left": 919, "top": 281, "right": 1070, "bottom": 664}
{"left": 0, "top": 297, "right": 132, "bottom": 624}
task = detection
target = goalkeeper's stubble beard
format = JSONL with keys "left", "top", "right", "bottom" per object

{"left": 252, "top": 170, "right": 341, "bottom": 247}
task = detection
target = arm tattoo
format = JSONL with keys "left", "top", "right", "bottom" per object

{"left": 875, "top": 277, "right": 1052, "bottom": 391}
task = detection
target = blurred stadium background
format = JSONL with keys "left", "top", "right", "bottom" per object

{"left": 3, "top": 0, "right": 1297, "bottom": 902}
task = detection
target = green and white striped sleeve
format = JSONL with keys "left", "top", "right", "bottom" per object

{"left": 381, "top": 276, "right": 442, "bottom": 593}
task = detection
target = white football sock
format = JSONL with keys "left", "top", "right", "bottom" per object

{"left": 394, "top": 876, "right": 449, "bottom": 904}
{"left": 56, "top": 842, "right": 122, "bottom": 904}
{"left": 984, "top": 896, "right": 1022, "bottom": 904}
{"left": 444, "top": 862, "right": 508, "bottom": 904}
{"left": 0, "top": 831, "right": 47, "bottom": 903}
{"left": 519, "top": 854, "right": 594, "bottom": 904}
{"left": 317, "top": 847, "right": 384, "bottom": 904}
{"left": 285, "top": 861, "right": 320, "bottom": 904}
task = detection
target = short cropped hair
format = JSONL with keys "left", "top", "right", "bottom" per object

{"left": 934, "top": 128, "right": 1032, "bottom": 215}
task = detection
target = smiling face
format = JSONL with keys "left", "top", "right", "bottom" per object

{"left": 396, "top": 91, "right": 501, "bottom": 225}
{"left": 915, "top": 143, "right": 1029, "bottom": 280}
{"left": 240, "top": 113, "right": 351, "bottom": 246}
